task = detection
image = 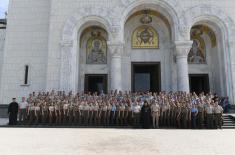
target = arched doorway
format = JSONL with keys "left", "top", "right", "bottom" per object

{"left": 79, "top": 26, "right": 109, "bottom": 94}
{"left": 123, "top": 8, "right": 175, "bottom": 92}
{"left": 188, "top": 22, "right": 227, "bottom": 96}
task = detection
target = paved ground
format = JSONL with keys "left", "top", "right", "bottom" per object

{"left": 0, "top": 128, "right": 234, "bottom": 155}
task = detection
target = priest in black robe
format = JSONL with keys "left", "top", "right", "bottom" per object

{"left": 8, "top": 98, "right": 19, "bottom": 125}
{"left": 141, "top": 101, "right": 151, "bottom": 129}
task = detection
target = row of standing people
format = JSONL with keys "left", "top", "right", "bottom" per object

{"left": 9, "top": 91, "right": 223, "bottom": 129}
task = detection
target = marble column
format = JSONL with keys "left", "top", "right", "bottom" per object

{"left": 175, "top": 41, "right": 193, "bottom": 92}
{"left": 60, "top": 40, "right": 76, "bottom": 93}
{"left": 109, "top": 43, "right": 123, "bottom": 91}
{"left": 229, "top": 40, "right": 235, "bottom": 104}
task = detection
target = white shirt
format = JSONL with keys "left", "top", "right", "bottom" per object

{"left": 19, "top": 101, "right": 28, "bottom": 109}
{"left": 93, "top": 105, "right": 99, "bottom": 111}
{"left": 133, "top": 105, "right": 141, "bottom": 113}
{"left": 152, "top": 104, "right": 160, "bottom": 112}
{"left": 79, "top": 105, "right": 84, "bottom": 110}
{"left": 63, "top": 104, "right": 69, "bottom": 110}
{"left": 206, "top": 105, "right": 214, "bottom": 114}
{"left": 83, "top": 105, "right": 90, "bottom": 111}
{"left": 35, "top": 106, "right": 40, "bottom": 111}
{"left": 29, "top": 106, "right": 35, "bottom": 111}
{"left": 49, "top": 106, "right": 54, "bottom": 111}
{"left": 214, "top": 105, "right": 223, "bottom": 114}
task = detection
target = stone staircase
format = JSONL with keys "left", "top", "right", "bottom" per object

{"left": 228, "top": 105, "right": 235, "bottom": 113}
{"left": 222, "top": 114, "right": 235, "bottom": 129}
{"left": 222, "top": 104, "right": 235, "bottom": 129}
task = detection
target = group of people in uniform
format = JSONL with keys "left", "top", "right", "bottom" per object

{"left": 8, "top": 90, "right": 224, "bottom": 129}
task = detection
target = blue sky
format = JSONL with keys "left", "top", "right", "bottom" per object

{"left": 0, "top": 0, "right": 9, "bottom": 18}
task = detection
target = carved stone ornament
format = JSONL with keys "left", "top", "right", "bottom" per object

{"left": 108, "top": 42, "right": 124, "bottom": 57}
{"left": 175, "top": 41, "right": 193, "bottom": 57}
{"left": 140, "top": 10, "right": 152, "bottom": 24}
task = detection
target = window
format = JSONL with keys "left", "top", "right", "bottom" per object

{"left": 24, "top": 65, "right": 29, "bottom": 85}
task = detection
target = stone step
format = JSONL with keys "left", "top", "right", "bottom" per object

{"left": 223, "top": 120, "right": 235, "bottom": 122}
{"left": 223, "top": 118, "right": 233, "bottom": 120}
{"left": 222, "top": 125, "right": 235, "bottom": 127}
{"left": 222, "top": 127, "right": 235, "bottom": 129}
{"left": 223, "top": 121, "right": 232, "bottom": 123}
{"left": 223, "top": 119, "right": 231, "bottom": 121}
{"left": 222, "top": 115, "right": 235, "bottom": 129}
{"left": 223, "top": 120, "right": 234, "bottom": 123}
{"left": 223, "top": 116, "right": 232, "bottom": 119}
{"left": 223, "top": 122, "right": 234, "bottom": 124}
{"left": 222, "top": 124, "right": 235, "bottom": 126}
{"left": 223, "top": 117, "right": 233, "bottom": 119}
{"left": 223, "top": 121, "right": 235, "bottom": 124}
{"left": 223, "top": 124, "right": 235, "bottom": 127}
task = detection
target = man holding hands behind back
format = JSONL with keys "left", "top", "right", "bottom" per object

{"left": 8, "top": 98, "right": 19, "bottom": 125}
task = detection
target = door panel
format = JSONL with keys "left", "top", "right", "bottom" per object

{"left": 189, "top": 74, "right": 210, "bottom": 94}
{"left": 132, "top": 63, "right": 161, "bottom": 92}
{"left": 85, "top": 74, "right": 107, "bottom": 94}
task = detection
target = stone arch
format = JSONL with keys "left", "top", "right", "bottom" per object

{"left": 62, "top": 7, "right": 114, "bottom": 42}
{"left": 181, "top": 4, "right": 235, "bottom": 103}
{"left": 113, "top": 0, "right": 183, "bottom": 41}
{"left": 180, "top": 4, "right": 235, "bottom": 41}
{"left": 60, "top": 7, "right": 114, "bottom": 92}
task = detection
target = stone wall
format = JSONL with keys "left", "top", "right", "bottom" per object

{"left": 0, "top": 0, "right": 50, "bottom": 105}
{"left": 1, "top": 0, "right": 235, "bottom": 104}
{"left": 0, "top": 28, "right": 6, "bottom": 99}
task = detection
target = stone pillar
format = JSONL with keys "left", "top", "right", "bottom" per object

{"left": 175, "top": 41, "right": 193, "bottom": 92}
{"left": 109, "top": 43, "right": 123, "bottom": 91}
{"left": 60, "top": 40, "right": 76, "bottom": 93}
{"left": 229, "top": 40, "right": 235, "bottom": 104}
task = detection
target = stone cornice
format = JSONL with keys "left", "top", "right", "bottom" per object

{"left": 175, "top": 40, "right": 193, "bottom": 47}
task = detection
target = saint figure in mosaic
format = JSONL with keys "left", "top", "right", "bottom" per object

{"left": 87, "top": 31, "right": 107, "bottom": 64}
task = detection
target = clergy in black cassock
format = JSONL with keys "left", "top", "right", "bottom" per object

{"left": 141, "top": 101, "right": 151, "bottom": 129}
{"left": 8, "top": 98, "right": 19, "bottom": 125}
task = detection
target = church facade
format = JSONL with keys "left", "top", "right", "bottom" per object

{"left": 1, "top": 0, "right": 235, "bottom": 105}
